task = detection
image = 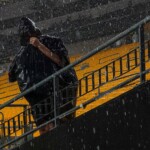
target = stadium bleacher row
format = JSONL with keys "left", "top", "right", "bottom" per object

{"left": 0, "top": 0, "right": 148, "bottom": 31}
{"left": 1, "top": 0, "right": 149, "bottom": 58}
{"left": 43, "top": 2, "right": 149, "bottom": 43}
{"left": 0, "top": 0, "right": 121, "bottom": 30}
{"left": 34, "top": 0, "right": 122, "bottom": 18}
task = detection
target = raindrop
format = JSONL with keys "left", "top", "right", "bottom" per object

{"left": 134, "top": 114, "right": 137, "bottom": 118}
{"left": 69, "top": 142, "right": 72, "bottom": 146}
{"left": 138, "top": 143, "right": 141, "bottom": 147}
{"left": 93, "top": 127, "right": 96, "bottom": 134}
{"left": 96, "top": 145, "right": 100, "bottom": 150}
{"left": 126, "top": 122, "right": 129, "bottom": 126}
{"left": 124, "top": 112, "right": 126, "bottom": 116}
{"left": 122, "top": 99, "right": 125, "bottom": 105}
{"left": 106, "top": 140, "right": 108, "bottom": 145}
{"left": 95, "top": 109, "right": 98, "bottom": 113}
{"left": 106, "top": 110, "right": 109, "bottom": 116}
{"left": 2, "top": 45, "right": 5, "bottom": 50}
{"left": 30, "top": 141, "right": 34, "bottom": 147}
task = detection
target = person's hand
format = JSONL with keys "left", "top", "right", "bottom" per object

{"left": 29, "top": 37, "right": 41, "bottom": 47}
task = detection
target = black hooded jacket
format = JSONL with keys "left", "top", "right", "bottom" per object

{"left": 8, "top": 18, "right": 78, "bottom": 95}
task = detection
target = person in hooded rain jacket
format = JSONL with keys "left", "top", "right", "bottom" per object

{"left": 8, "top": 17, "right": 78, "bottom": 135}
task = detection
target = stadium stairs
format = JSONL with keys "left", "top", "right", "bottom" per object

{"left": 0, "top": 17, "right": 150, "bottom": 149}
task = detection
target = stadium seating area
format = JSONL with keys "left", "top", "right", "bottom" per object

{"left": 0, "top": 42, "right": 142, "bottom": 120}
{"left": 75, "top": 42, "right": 150, "bottom": 116}
{"left": 0, "top": 0, "right": 149, "bottom": 61}
{"left": 0, "top": 41, "right": 150, "bottom": 139}
{"left": 34, "top": 0, "right": 122, "bottom": 18}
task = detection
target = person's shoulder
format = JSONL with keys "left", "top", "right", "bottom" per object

{"left": 40, "top": 35, "right": 62, "bottom": 42}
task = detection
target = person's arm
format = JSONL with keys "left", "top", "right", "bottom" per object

{"left": 29, "top": 37, "right": 62, "bottom": 66}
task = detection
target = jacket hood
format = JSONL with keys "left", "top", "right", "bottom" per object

{"left": 18, "top": 17, "right": 41, "bottom": 46}
{"left": 18, "top": 17, "right": 37, "bottom": 37}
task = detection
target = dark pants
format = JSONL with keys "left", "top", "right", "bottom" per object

{"left": 24, "top": 83, "right": 78, "bottom": 126}
{"left": 25, "top": 91, "right": 53, "bottom": 126}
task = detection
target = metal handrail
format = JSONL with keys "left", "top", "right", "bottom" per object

{"left": 0, "top": 68, "right": 149, "bottom": 149}
{"left": 0, "top": 16, "right": 150, "bottom": 110}
{"left": 81, "top": 45, "right": 144, "bottom": 80}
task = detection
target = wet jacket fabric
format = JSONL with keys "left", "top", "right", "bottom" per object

{"left": 8, "top": 17, "right": 77, "bottom": 125}
{"left": 9, "top": 35, "right": 78, "bottom": 96}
